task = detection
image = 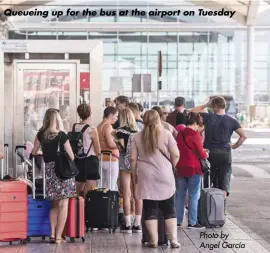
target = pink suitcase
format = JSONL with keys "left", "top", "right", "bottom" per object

{"left": 63, "top": 197, "right": 85, "bottom": 243}
{"left": 0, "top": 180, "right": 28, "bottom": 244}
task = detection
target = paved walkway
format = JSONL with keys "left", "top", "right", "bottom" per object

{"left": 1, "top": 214, "right": 269, "bottom": 253}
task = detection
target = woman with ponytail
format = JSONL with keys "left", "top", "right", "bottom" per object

{"left": 129, "top": 110, "right": 180, "bottom": 248}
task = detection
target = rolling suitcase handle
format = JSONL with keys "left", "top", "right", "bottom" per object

{"left": 0, "top": 157, "right": 3, "bottom": 179}
{"left": 201, "top": 169, "right": 211, "bottom": 189}
{"left": 4, "top": 144, "right": 8, "bottom": 176}
{"left": 99, "top": 150, "right": 113, "bottom": 189}
{"left": 32, "top": 156, "right": 46, "bottom": 200}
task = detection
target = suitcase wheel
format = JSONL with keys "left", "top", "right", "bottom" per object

{"left": 141, "top": 239, "right": 146, "bottom": 245}
{"left": 21, "top": 239, "right": 27, "bottom": 244}
{"left": 9, "top": 242, "right": 12, "bottom": 245}
{"left": 27, "top": 237, "right": 31, "bottom": 243}
{"left": 81, "top": 237, "right": 85, "bottom": 243}
{"left": 42, "top": 236, "right": 46, "bottom": 241}
{"left": 70, "top": 238, "right": 75, "bottom": 243}
{"left": 109, "top": 228, "right": 112, "bottom": 234}
{"left": 219, "top": 224, "right": 224, "bottom": 228}
{"left": 112, "top": 228, "right": 117, "bottom": 233}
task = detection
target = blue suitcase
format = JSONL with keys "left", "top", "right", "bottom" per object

{"left": 27, "top": 156, "right": 50, "bottom": 242}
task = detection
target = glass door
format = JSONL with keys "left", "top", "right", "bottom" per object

{"left": 13, "top": 61, "right": 79, "bottom": 150}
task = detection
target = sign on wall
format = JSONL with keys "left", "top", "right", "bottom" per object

{"left": 132, "top": 74, "right": 152, "bottom": 92}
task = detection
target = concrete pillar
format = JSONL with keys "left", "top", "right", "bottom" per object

{"left": 246, "top": 26, "right": 254, "bottom": 106}
{"left": 234, "top": 33, "right": 242, "bottom": 101}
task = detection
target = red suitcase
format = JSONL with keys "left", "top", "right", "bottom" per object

{"left": 63, "top": 196, "right": 85, "bottom": 243}
{"left": 0, "top": 181, "right": 27, "bottom": 244}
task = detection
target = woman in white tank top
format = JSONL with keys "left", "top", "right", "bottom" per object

{"left": 74, "top": 104, "right": 101, "bottom": 197}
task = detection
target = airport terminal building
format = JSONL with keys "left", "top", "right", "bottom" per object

{"left": 1, "top": 0, "right": 270, "bottom": 169}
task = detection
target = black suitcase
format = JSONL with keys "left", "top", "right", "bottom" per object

{"left": 85, "top": 151, "right": 119, "bottom": 233}
{"left": 198, "top": 171, "right": 225, "bottom": 228}
{"left": 141, "top": 209, "right": 169, "bottom": 246}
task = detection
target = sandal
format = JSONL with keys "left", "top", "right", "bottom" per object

{"left": 55, "top": 238, "right": 66, "bottom": 244}
{"left": 148, "top": 242, "right": 158, "bottom": 248}
{"left": 50, "top": 235, "right": 55, "bottom": 243}
{"left": 171, "top": 242, "right": 181, "bottom": 248}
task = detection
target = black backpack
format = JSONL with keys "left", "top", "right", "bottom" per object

{"left": 68, "top": 124, "right": 90, "bottom": 159}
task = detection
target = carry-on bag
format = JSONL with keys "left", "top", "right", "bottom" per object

{"left": 85, "top": 150, "right": 119, "bottom": 233}
{"left": 141, "top": 209, "right": 169, "bottom": 246}
{"left": 63, "top": 196, "right": 85, "bottom": 243}
{"left": 27, "top": 156, "right": 50, "bottom": 242}
{"left": 0, "top": 179, "right": 27, "bottom": 244}
{"left": 198, "top": 170, "right": 225, "bottom": 228}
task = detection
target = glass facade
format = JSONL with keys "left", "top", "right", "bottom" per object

{"left": 6, "top": 4, "right": 270, "bottom": 105}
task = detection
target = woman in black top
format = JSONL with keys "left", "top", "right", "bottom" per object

{"left": 116, "top": 108, "right": 143, "bottom": 234}
{"left": 32, "top": 108, "right": 76, "bottom": 244}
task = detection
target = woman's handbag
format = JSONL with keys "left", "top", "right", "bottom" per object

{"left": 55, "top": 133, "right": 79, "bottom": 180}
{"left": 181, "top": 132, "right": 210, "bottom": 173}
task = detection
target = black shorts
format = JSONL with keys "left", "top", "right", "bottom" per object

{"left": 205, "top": 149, "right": 232, "bottom": 196}
{"left": 143, "top": 194, "right": 176, "bottom": 220}
{"left": 75, "top": 155, "right": 100, "bottom": 182}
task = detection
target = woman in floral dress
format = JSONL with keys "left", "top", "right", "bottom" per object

{"left": 32, "top": 108, "right": 76, "bottom": 244}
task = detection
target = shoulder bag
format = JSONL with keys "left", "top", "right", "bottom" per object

{"left": 55, "top": 132, "right": 79, "bottom": 180}
{"left": 181, "top": 132, "right": 210, "bottom": 173}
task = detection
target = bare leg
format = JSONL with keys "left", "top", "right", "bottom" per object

{"left": 84, "top": 180, "right": 96, "bottom": 197}
{"left": 75, "top": 182, "right": 85, "bottom": 197}
{"left": 130, "top": 181, "right": 135, "bottom": 217}
{"left": 55, "top": 198, "right": 69, "bottom": 243}
{"left": 165, "top": 218, "right": 178, "bottom": 244}
{"left": 131, "top": 179, "right": 142, "bottom": 228}
{"left": 49, "top": 200, "right": 58, "bottom": 241}
{"left": 120, "top": 170, "right": 132, "bottom": 230}
{"left": 145, "top": 220, "right": 158, "bottom": 247}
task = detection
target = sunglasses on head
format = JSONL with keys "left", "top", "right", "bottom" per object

{"left": 48, "top": 108, "right": 60, "bottom": 112}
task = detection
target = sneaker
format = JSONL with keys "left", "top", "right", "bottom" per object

{"left": 188, "top": 223, "right": 205, "bottom": 229}
{"left": 92, "top": 228, "right": 98, "bottom": 231}
{"left": 120, "top": 225, "right": 132, "bottom": 234}
{"left": 132, "top": 225, "right": 142, "bottom": 233}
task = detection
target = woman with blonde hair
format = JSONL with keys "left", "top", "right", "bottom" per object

{"left": 116, "top": 108, "right": 142, "bottom": 234}
{"left": 32, "top": 108, "right": 76, "bottom": 244}
{"left": 130, "top": 110, "right": 180, "bottom": 248}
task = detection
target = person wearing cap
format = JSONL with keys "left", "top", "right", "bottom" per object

{"left": 161, "top": 105, "right": 170, "bottom": 121}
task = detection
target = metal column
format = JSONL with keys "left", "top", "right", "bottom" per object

{"left": 246, "top": 25, "right": 254, "bottom": 106}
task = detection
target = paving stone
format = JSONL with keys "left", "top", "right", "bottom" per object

{"left": 1, "top": 215, "right": 270, "bottom": 253}
{"left": 212, "top": 228, "right": 251, "bottom": 240}
{"left": 191, "top": 239, "right": 235, "bottom": 253}
{"left": 225, "top": 239, "right": 269, "bottom": 253}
